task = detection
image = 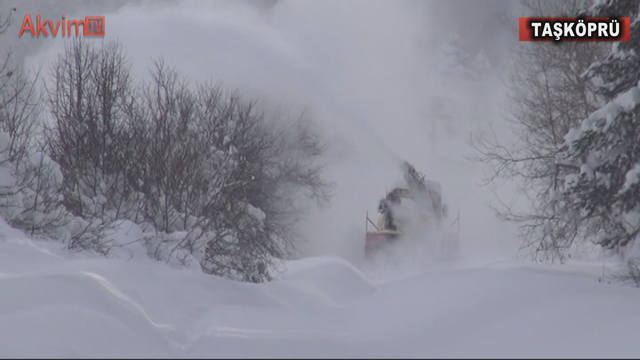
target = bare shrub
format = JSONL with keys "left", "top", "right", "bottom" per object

{"left": 610, "top": 259, "right": 640, "bottom": 288}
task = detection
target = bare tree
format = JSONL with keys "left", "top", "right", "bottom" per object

{"left": 0, "top": 6, "right": 75, "bottom": 242}
{"left": 611, "top": 259, "right": 640, "bottom": 288}
{"left": 38, "top": 38, "right": 331, "bottom": 281}
{"left": 133, "top": 60, "right": 331, "bottom": 282}
{"left": 469, "top": 0, "right": 609, "bottom": 262}
{"left": 46, "top": 39, "right": 139, "bottom": 219}
{"left": 43, "top": 39, "right": 140, "bottom": 253}
{"left": 250, "top": 107, "right": 332, "bottom": 255}
{"left": 195, "top": 92, "right": 332, "bottom": 281}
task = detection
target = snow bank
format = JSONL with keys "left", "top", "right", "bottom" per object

{"left": 3, "top": 220, "right": 640, "bottom": 357}
{"left": 340, "top": 263, "right": 640, "bottom": 358}
{"left": 269, "top": 256, "right": 378, "bottom": 307}
{"left": 0, "top": 271, "right": 175, "bottom": 358}
{"left": 103, "top": 219, "right": 151, "bottom": 261}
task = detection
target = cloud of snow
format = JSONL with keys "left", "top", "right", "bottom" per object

{"left": 23, "top": 0, "right": 521, "bottom": 270}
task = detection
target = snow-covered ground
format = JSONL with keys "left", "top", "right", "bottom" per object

{"left": 5, "top": 1, "right": 639, "bottom": 357}
{"left": 1, "top": 217, "right": 638, "bottom": 358}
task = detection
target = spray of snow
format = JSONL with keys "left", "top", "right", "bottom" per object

{"left": 25, "top": 1, "right": 520, "bottom": 275}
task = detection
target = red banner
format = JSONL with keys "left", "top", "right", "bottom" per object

{"left": 519, "top": 17, "right": 631, "bottom": 42}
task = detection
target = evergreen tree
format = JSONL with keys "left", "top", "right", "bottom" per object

{"left": 557, "top": 0, "right": 640, "bottom": 253}
{"left": 581, "top": 0, "right": 640, "bottom": 101}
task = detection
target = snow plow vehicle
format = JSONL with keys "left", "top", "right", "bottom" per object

{"left": 365, "top": 161, "right": 460, "bottom": 262}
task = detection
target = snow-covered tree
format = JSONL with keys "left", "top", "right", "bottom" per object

{"left": 136, "top": 65, "right": 330, "bottom": 282}
{"left": 470, "top": 0, "right": 609, "bottom": 261}
{"left": 45, "top": 39, "right": 141, "bottom": 224}
{"left": 557, "top": 0, "right": 640, "bottom": 255}
{"left": 42, "top": 39, "right": 331, "bottom": 282}
{"left": 0, "top": 10, "right": 110, "bottom": 255}
{"left": 581, "top": 0, "right": 640, "bottom": 101}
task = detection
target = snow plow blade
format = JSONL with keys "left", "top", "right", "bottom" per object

{"left": 365, "top": 231, "right": 401, "bottom": 258}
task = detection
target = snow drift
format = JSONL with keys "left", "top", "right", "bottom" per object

{"left": 1, "top": 217, "right": 640, "bottom": 358}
